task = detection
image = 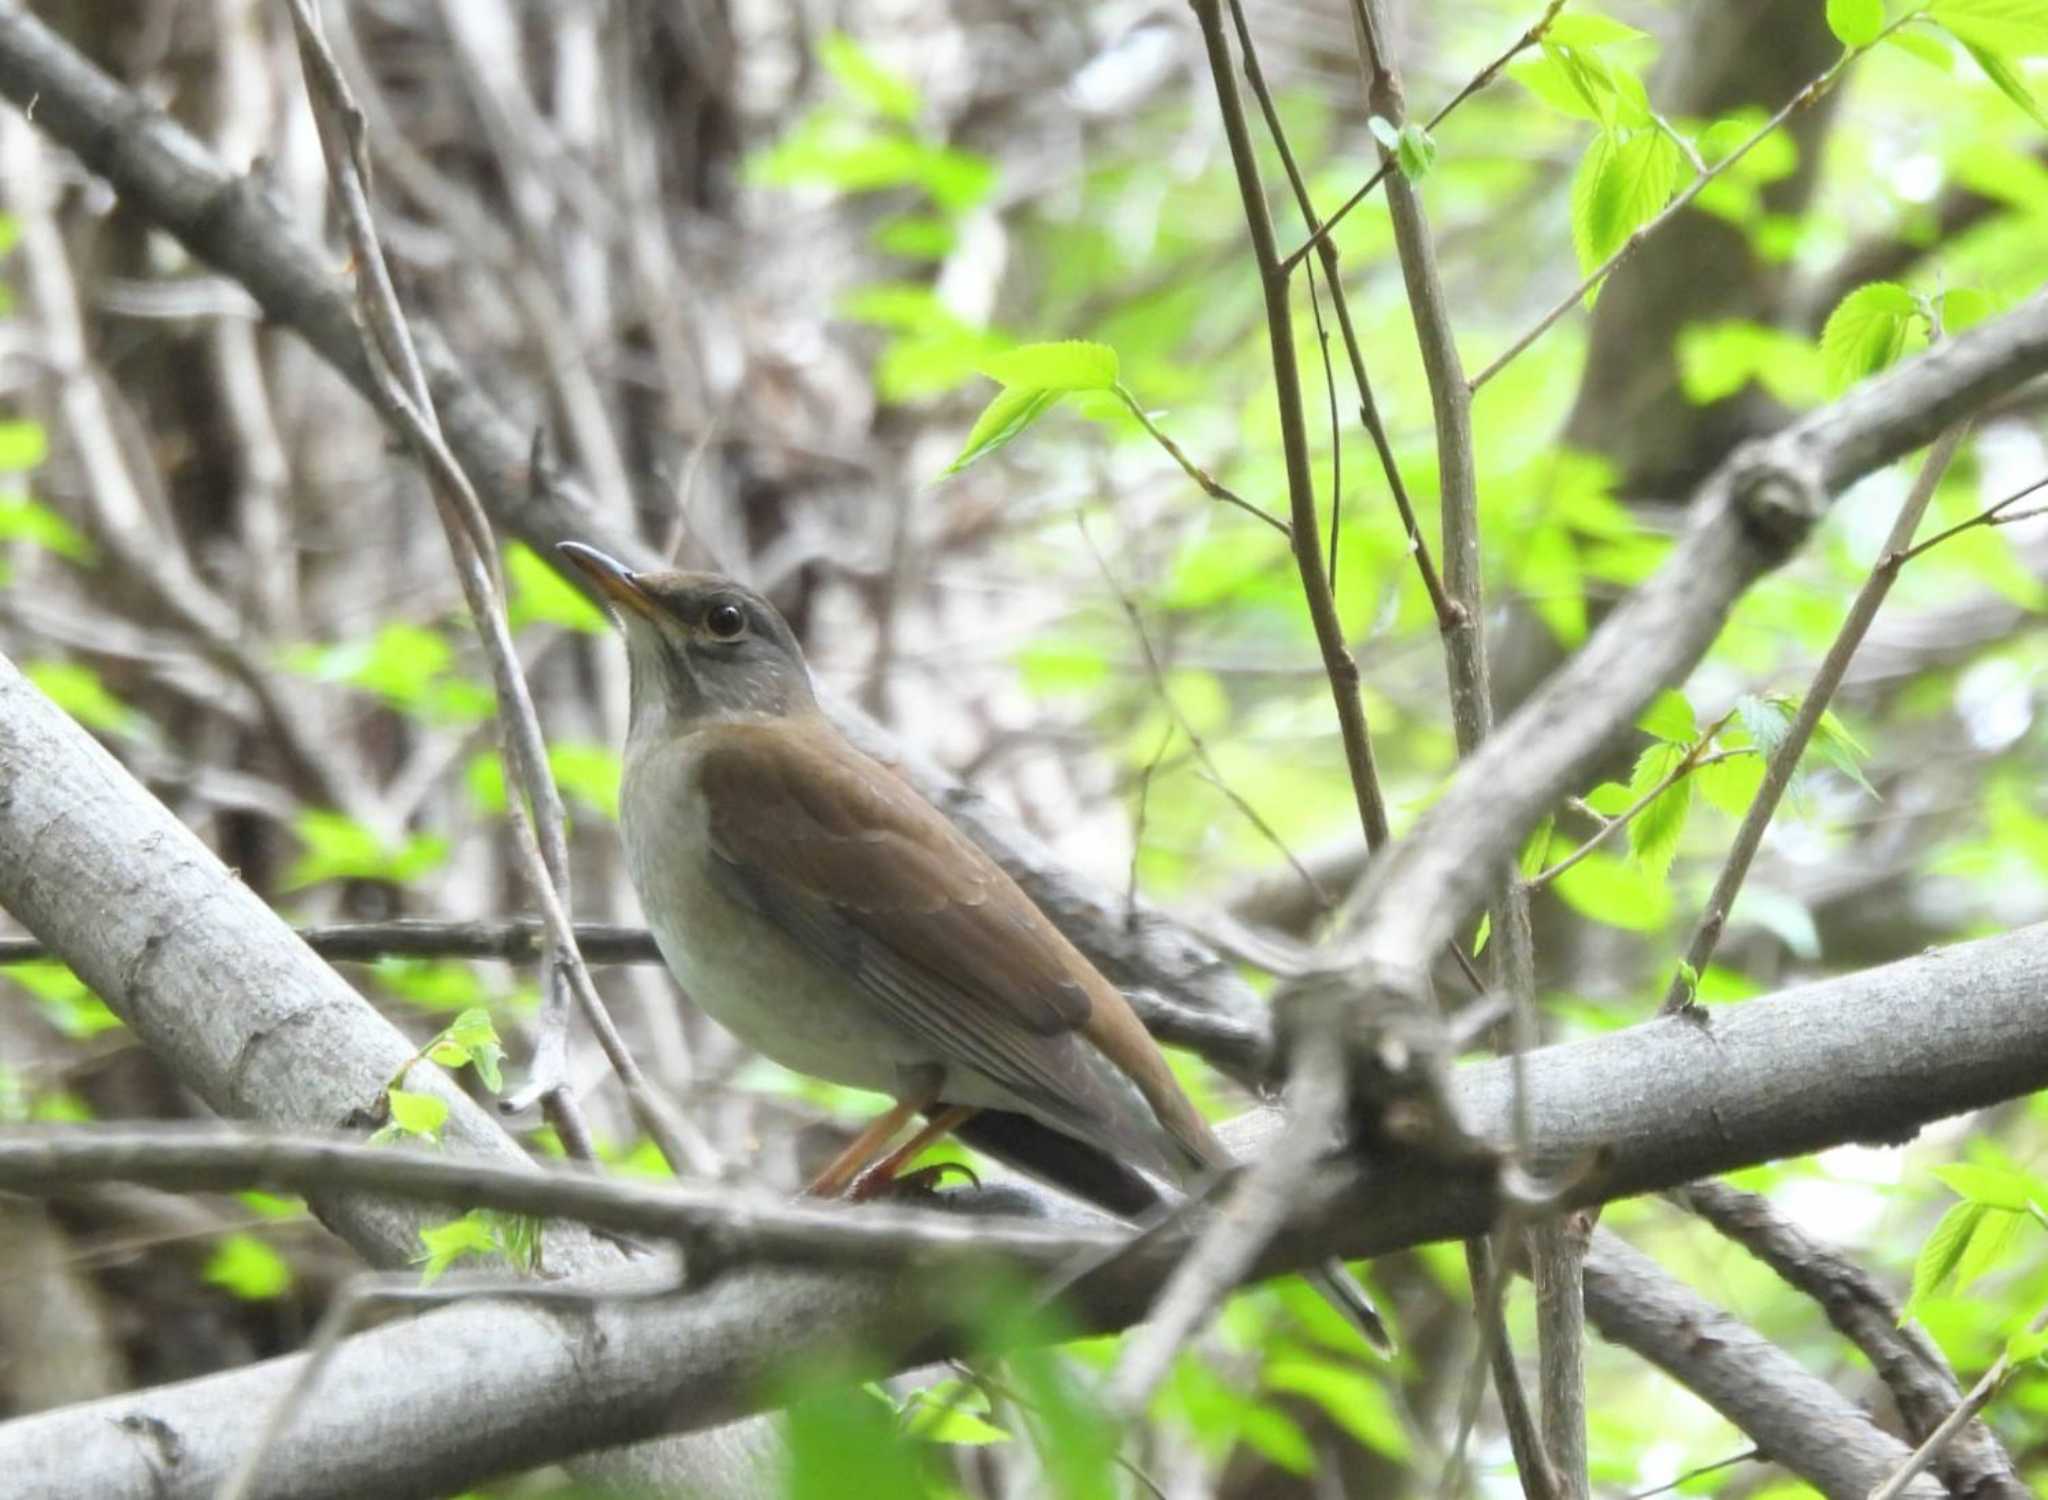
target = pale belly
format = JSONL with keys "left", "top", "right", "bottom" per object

{"left": 622, "top": 778, "right": 927, "bottom": 1096}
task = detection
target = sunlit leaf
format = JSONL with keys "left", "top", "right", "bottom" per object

{"left": 1828, "top": 0, "right": 1885, "bottom": 47}
{"left": 1637, "top": 690, "right": 1699, "bottom": 744}
{"left": 385, "top": 1087, "right": 449, "bottom": 1140}
{"left": 0, "top": 420, "right": 48, "bottom": 471}
{"left": 1551, "top": 850, "right": 1674, "bottom": 931}
{"left": 976, "top": 340, "right": 1119, "bottom": 392}
{"left": 1819, "top": 282, "right": 1922, "bottom": 393}
{"left": 943, "top": 385, "right": 1062, "bottom": 474}
{"left": 204, "top": 1233, "right": 293, "bottom": 1300}
{"left": 506, "top": 543, "right": 608, "bottom": 634}
{"left": 818, "top": 31, "right": 920, "bottom": 122}
{"left": 1930, "top": 0, "right": 2048, "bottom": 57}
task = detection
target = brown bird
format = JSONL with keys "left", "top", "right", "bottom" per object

{"left": 562, "top": 542, "right": 1390, "bottom": 1352}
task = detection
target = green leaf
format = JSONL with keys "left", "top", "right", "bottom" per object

{"left": 442, "top": 1007, "right": 506, "bottom": 1093}
{"left": 1828, "top": 0, "right": 1885, "bottom": 46}
{"left": 1819, "top": 282, "right": 1922, "bottom": 393}
{"left": 1263, "top": 1355, "right": 1411, "bottom": 1457}
{"left": 1395, "top": 122, "right": 1437, "bottom": 181}
{"left": 1543, "top": 13, "right": 1651, "bottom": 47}
{"left": 6, "top": 961, "right": 123, "bottom": 1038}
{"left": 1637, "top": 690, "right": 1699, "bottom": 743}
{"left": 818, "top": 31, "right": 920, "bottom": 122}
{"left": 1571, "top": 127, "right": 1683, "bottom": 280}
{"left": 1235, "top": 1402, "right": 1316, "bottom": 1475}
{"left": 1909, "top": 1200, "right": 1987, "bottom": 1312}
{"left": 1698, "top": 751, "right": 1765, "bottom": 817}
{"left": 1582, "top": 780, "right": 1634, "bottom": 816}
{"left": 2007, "top": 1326, "right": 2048, "bottom": 1363}
{"left": 0, "top": 420, "right": 48, "bottom": 471}
{"left": 1934, "top": 1162, "right": 2039, "bottom": 1210}
{"left": 506, "top": 543, "right": 608, "bottom": 634}
{"left": 1938, "top": 286, "right": 1996, "bottom": 333}
{"left": 1931, "top": 0, "right": 2048, "bottom": 56}
{"left": 1551, "top": 849, "right": 1674, "bottom": 931}
{"left": 1814, "top": 709, "right": 1877, "bottom": 798}
{"left": 385, "top": 1087, "right": 449, "bottom": 1140}
{"left": 0, "top": 495, "right": 92, "bottom": 561}
{"left": 1367, "top": 115, "right": 1401, "bottom": 153}
{"left": 1951, "top": 1201, "right": 2027, "bottom": 1293}
{"left": 1962, "top": 39, "right": 2048, "bottom": 126}
{"left": 286, "top": 811, "right": 449, "bottom": 889}
{"left": 899, "top": 1383, "right": 1012, "bottom": 1445}
{"left": 871, "top": 215, "right": 955, "bottom": 260}
{"left": 26, "top": 660, "right": 147, "bottom": 739}
{"left": 943, "top": 385, "right": 1062, "bottom": 475}
{"left": 416, "top": 1211, "right": 503, "bottom": 1284}
{"left": 1735, "top": 694, "right": 1796, "bottom": 761}
{"left": 203, "top": 1233, "right": 293, "bottom": 1300}
{"left": 1887, "top": 26, "right": 1960, "bottom": 68}
{"left": 975, "top": 340, "right": 1119, "bottom": 392}
{"left": 1626, "top": 741, "right": 1694, "bottom": 877}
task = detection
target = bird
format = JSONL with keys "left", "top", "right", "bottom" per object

{"left": 560, "top": 541, "right": 1392, "bottom": 1354}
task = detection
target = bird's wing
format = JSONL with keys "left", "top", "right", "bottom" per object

{"left": 695, "top": 722, "right": 1206, "bottom": 1177}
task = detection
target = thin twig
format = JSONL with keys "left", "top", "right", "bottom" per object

{"left": 1113, "top": 384, "right": 1292, "bottom": 539}
{"left": 1470, "top": 10, "right": 1922, "bottom": 393}
{"left": 1661, "top": 422, "right": 1971, "bottom": 1013}
{"left": 1868, "top": 1299, "right": 2048, "bottom": 1500}
{"left": 282, "top": 0, "right": 691, "bottom": 1171}
{"left": 1345, "top": 0, "right": 1569, "bottom": 1489}
{"left": 1227, "top": 0, "right": 1458, "bottom": 631}
{"left": 1191, "top": 0, "right": 1392, "bottom": 855}
{"left": 1526, "top": 743, "right": 1745, "bottom": 891}
{"left": 1277, "top": 0, "right": 1564, "bottom": 277}
{"left": 1618, "top": 1449, "right": 1761, "bottom": 1500}
{"left": 1082, "top": 519, "right": 1332, "bottom": 911}
{"left": 1891, "top": 470, "right": 2048, "bottom": 565}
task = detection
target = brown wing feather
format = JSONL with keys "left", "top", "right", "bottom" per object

{"left": 697, "top": 719, "right": 1221, "bottom": 1176}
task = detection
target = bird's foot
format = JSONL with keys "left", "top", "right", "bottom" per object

{"left": 847, "top": 1159, "right": 981, "bottom": 1203}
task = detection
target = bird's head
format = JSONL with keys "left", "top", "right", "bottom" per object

{"left": 557, "top": 542, "right": 816, "bottom": 737}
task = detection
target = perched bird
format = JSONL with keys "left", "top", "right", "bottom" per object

{"left": 561, "top": 541, "right": 1390, "bottom": 1353}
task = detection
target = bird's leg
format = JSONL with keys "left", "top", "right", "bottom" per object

{"left": 805, "top": 1097, "right": 922, "bottom": 1199}
{"left": 847, "top": 1104, "right": 980, "bottom": 1202}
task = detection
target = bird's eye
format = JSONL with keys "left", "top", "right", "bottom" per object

{"left": 705, "top": 601, "right": 746, "bottom": 640}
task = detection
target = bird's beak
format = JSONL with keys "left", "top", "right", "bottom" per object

{"left": 557, "top": 542, "right": 655, "bottom": 623}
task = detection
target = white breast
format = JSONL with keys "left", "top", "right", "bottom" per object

{"left": 618, "top": 734, "right": 924, "bottom": 1095}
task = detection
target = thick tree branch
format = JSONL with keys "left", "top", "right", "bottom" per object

{"left": 1309, "top": 289, "right": 2048, "bottom": 1042}
{"left": 3, "top": 919, "right": 2043, "bottom": 1497}
{"left": 1584, "top": 1231, "right": 1945, "bottom": 1500}
{"left": 1674, "top": 1181, "right": 2024, "bottom": 1499}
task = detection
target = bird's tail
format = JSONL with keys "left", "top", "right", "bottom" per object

{"left": 1305, "top": 1259, "right": 1397, "bottom": 1357}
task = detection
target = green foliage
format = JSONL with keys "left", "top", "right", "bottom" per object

{"left": 424, "top": 1007, "right": 507, "bottom": 1094}
{"left": 284, "top": 622, "right": 493, "bottom": 725}
{"left": 1818, "top": 282, "right": 1923, "bottom": 393}
{"left": 25, "top": 659, "right": 149, "bottom": 740}
{"left": 204, "top": 1232, "right": 293, "bottom": 1300}
{"left": 505, "top": 543, "right": 608, "bottom": 634}
{"left": 0, "top": 493, "right": 92, "bottom": 561}
{"left": 784, "top": 1383, "right": 944, "bottom": 1500}
{"left": 380, "top": 1086, "right": 449, "bottom": 1142}
{"left": 1909, "top": 1161, "right": 2048, "bottom": 1317}
{"left": 5, "top": 961, "right": 123, "bottom": 1038}
{"left": 1570, "top": 126, "right": 1683, "bottom": 279}
{"left": 944, "top": 341, "right": 1122, "bottom": 474}
{"left": 466, "top": 742, "right": 621, "bottom": 822}
{"left": 1828, "top": 0, "right": 1886, "bottom": 48}
{"left": 285, "top": 810, "right": 449, "bottom": 889}
{"left": 1367, "top": 115, "right": 1437, "bottom": 180}
{"left": 415, "top": 1209, "right": 542, "bottom": 1284}
{"left": 818, "top": 32, "right": 920, "bottom": 123}
{"left": 0, "top": 419, "right": 48, "bottom": 470}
